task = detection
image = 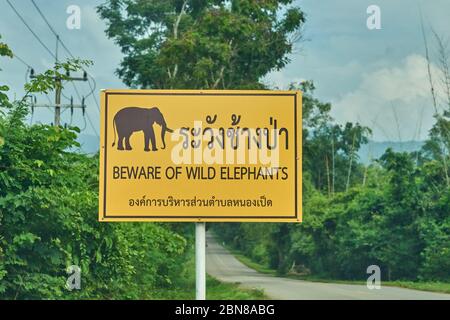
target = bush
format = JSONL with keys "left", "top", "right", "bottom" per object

{"left": 0, "top": 104, "right": 188, "bottom": 299}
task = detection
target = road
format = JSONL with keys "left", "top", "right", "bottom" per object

{"left": 206, "top": 233, "right": 450, "bottom": 300}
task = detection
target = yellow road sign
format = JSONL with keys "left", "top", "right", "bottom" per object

{"left": 99, "top": 90, "right": 302, "bottom": 222}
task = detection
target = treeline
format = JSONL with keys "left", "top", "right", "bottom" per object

{"left": 0, "top": 42, "right": 194, "bottom": 298}
{"left": 214, "top": 83, "right": 450, "bottom": 282}
{"left": 1, "top": 0, "right": 448, "bottom": 299}
{"left": 1, "top": 0, "right": 307, "bottom": 299}
{"left": 0, "top": 103, "right": 194, "bottom": 299}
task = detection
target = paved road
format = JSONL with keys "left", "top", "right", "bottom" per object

{"left": 206, "top": 233, "right": 450, "bottom": 300}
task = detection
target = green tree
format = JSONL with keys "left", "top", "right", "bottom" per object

{"left": 296, "top": 81, "right": 370, "bottom": 194}
{"left": 0, "top": 39, "right": 188, "bottom": 299}
{"left": 98, "top": 0, "right": 305, "bottom": 89}
{"left": 215, "top": 84, "right": 372, "bottom": 276}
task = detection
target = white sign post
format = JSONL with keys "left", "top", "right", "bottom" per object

{"left": 99, "top": 90, "right": 303, "bottom": 300}
{"left": 195, "top": 222, "right": 206, "bottom": 300}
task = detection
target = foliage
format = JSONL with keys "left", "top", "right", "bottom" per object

{"left": 214, "top": 85, "right": 450, "bottom": 282}
{"left": 0, "top": 46, "right": 190, "bottom": 299}
{"left": 297, "top": 82, "right": 371, "bottom": 194}
{"left": 98, "top": 0, "right": 305, "bottom": 89}
{"left": 24, "top": 59, "right": 92, "bottom": 95}
{"left": 0, "top": 102, "right": 190, "bottom": 299}
{"left": 0, "top": 36, "right": 13, "bottom": 110}
{"left": 2, "top": 0, "right": 450, "bottom": 297}
{"left": 151, "top": 251, "right": 266, "bottom": 299}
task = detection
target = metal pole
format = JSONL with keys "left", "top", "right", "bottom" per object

{"left": 54, "top": 36, "right": 60, "bottom": 128}
{"left": 54, "top": 78, "right": 61, "bottom": 127}
{"left": 195, "top": 222, "right": 206, "bottom": 300}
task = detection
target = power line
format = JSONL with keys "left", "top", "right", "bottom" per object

{"left": 30, "top": 1, "right": 82, "bottom": 90}
{"left": 6, "top": 0, "right": 56, "bottom": 60}
{"left": 27, "top": 0, "right": 93, "bottom": 129}
{"left": 29, "top": 2, "right": 85, "bottom": 73}
{"left": 31, "top": 0, "right": 101, "bottom": 114}
{"left": 71, "top": 81, "right": 82, "bottom": 102}
{"left": 30, "top": 0, "right": 97, "bottom": 112}
{"left": 44, "top": 94, "right": 53, "bottom": 106}
{"left": 30, "top": 0, "right": 58, "bottom": 37}
{"left": 10, "top": 0, "right": 98, "bottom": 134}
{"left": 87, "top": 77, "right": 100, "bottom": 113}
{"left": 13, "top": 53, "right": 33, "bottom": 84}
{"left": 13, "top": 52, "right": 56, "bottom": 113}
{"left": 13, "top": 53, "right": 32, "bottom": 69}
{"left": 57, "top": 37, "right": 101, "bottom": 113}
{"left": 57, "top": 34, "right": 101, "bottom": 113}
{"left": 25, "top": 66, "right": 30, "bottom": 82}
{"left": 86, "top": 112, "right": 100, "bottom": 138}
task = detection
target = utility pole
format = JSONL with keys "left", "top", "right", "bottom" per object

{"left": 55, "top": 77, "right": 61, "bottom": 126}
{"left": 6, "top": 1, "right": 94, "bottom": 129}
{"left": 54, "top": 34, "right": 61, "bottom": 127}
{"left": 30, "top": 68, "right": 88, "bottom": 127}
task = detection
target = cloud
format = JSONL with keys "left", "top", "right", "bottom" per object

{"left": 331, "top": 54, "right": 439, "bottom": 141}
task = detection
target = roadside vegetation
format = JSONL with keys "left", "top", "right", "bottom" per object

{"left": 1, "top": 0, "right": 448, "bottom": 299}
{"left": 213, "top": 33, "right": 450, "bottom": 291}
{"left": 223, "top": 242, "right": 450, "bottom": 294}
{"left": 0, "top": 1, "right": 303, "bottom": 299}
{"left": 147, "top": 251, "right": 266, "bottom": 300}
{"left": 0, "top": 55, "right": 265, "bottom": 299}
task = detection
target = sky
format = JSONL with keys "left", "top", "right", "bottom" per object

{"left": 1, "top": 0, "right": 449, "bottom": 141}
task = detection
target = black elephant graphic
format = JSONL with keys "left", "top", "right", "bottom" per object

{"left": 112, "top": 107, "right": 174, "bottom": 151}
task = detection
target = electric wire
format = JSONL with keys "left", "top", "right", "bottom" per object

{"left": 29, "top": 0, "right": 99, "bottom": 137}
{"left": 6, "top": 0, "right": 56, "bottom": 60}
{"left": 31, "top": 0, "right": 84, "bottom": 104}
{"left": 31, "top": 1, "right": 102, "bottom": 116}
{"left": 30, "top": 0, "right": 58, "bottom": 37}
{"left": 8, "top": 0, "right": 100, "bottom": 138}
{"left": 13, "top": 53, "right": 32, "bottom": 69}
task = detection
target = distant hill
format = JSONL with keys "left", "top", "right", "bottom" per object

{"left": 357, "top": 140, "right": 424, "bottom": 164}
{"left": 75, "top": 134, "right": 425, "bottom": 165}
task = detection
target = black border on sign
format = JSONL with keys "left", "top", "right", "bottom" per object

{"left": 103, "top": 92, "right": 299, "bottom": 220}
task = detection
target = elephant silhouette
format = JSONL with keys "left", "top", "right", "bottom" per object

{"left": 112, "top": 107, "right": 174, "bottom": 151}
